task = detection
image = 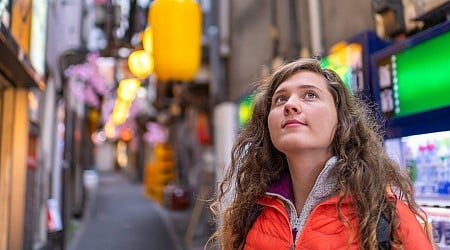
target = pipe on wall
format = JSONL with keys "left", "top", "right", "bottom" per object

{"left": 288, "top": 0, "right": 300, "bottom": 58}
{"left": 219, "top": 0, "right": 230, "bottom": 57}
{"left": 308, "top": 0, "right": 324, "bottom": 55}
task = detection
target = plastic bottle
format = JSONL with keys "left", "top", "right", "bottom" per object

{"left": 415, "top": 145, "right": 427, "bottom": 195}
{"left": 404, "top": 145, "right": 417, "bottom": 182}
{"left": 427, "top": 142, "right": 441, "bottom": 195}
{"left": 437, "top": 141, "right": 449, "bottom": 194}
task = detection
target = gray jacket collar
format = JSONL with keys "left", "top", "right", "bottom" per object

{"left": 266, "top": 156, "right": 339, "bottom": 233}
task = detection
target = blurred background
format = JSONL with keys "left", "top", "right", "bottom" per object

{"left": 0, "top": 0, "right": 449, "bottom": 249}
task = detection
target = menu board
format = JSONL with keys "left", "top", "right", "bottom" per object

{"left": 376, "top": 29, "right": 450, "bottom": 118}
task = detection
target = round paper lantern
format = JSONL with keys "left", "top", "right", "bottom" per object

{"left": 120, "top": 127, "right": 133, "bottom": 142}
{"left": 128, "top": 50, "right": 154, "bottom": 79}
{"left": 118, "top": 78, "right": 140, "bottom": 102}
{"left": 149, "top": 0, "right": 202, "bottom": 82}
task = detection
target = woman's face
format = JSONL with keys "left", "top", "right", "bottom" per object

{"left": 268, "top": 71, "right": 338, "bottom": 156}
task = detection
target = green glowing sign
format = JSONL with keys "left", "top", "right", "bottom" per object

{"left": 238, "top": 94, "right": 254, "bottom": 129}
{"left": 377, "top": 31, "right": 450, "bottom": 118}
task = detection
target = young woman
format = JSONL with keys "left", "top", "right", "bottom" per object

{"left": 210, "top": 58, "right": 433, "bottom": 249}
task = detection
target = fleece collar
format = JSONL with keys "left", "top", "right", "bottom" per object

{"left": 266, "top": 156, "right": 339, "bottom": 233}
{"left": 267, "top": 156, "right": 338, "bottom": 203}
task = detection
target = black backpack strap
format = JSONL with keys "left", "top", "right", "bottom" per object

{"left": 377, "top": 200, "right": 396, "bottom": 250}
{"left": 247, "top": 204, "right": 264, "bottom": 232}
{"left": 377, "top": 213, "right": 390, "bottom": 250}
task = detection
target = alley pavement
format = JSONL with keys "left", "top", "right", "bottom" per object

{"left": 67, "top": 170, "right": 210, "bottom": 250}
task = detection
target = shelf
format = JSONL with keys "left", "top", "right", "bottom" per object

{"left": 417, "top": 195, "right": 450, "bottom": 208}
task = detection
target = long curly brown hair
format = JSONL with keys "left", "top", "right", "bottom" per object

{"left": 209, "top": 58, "right": 431, "bottom": 250}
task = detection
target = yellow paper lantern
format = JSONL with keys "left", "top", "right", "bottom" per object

{"left": 118, "top": 78, "right": 140, "bottom": 102}
{"left": 149, "top": 0, "right": 202, "bottom": 82}
{"left": 104, "top": 121, "right": 117, "bottom": 138}
{"left": 111, "top": 111, "right": 128, "bottom": 125}
{"left": 128, "top": 50, "right": 154, "bottom": 79}
{"left": 142, "top": 27, "right": 153, "bottom": 53}
{"left": 113, "top": 99, "right": 131, "bottom": 114}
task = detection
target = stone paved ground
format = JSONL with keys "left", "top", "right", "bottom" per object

{"left": 67, "top": 171, "right": 211, "bottom": 250}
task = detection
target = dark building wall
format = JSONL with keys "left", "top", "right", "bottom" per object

{"left": 227, "top": 0, "right": 375, "bottom": 101}
{"left": 321, "top": 0, "right": 374, "bottom": 50}
{"left": 228, "top": 0, "right": 273, "bottom": 101}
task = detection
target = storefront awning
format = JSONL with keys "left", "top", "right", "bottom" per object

{"left": 0, "top": 27, "right": 45, "bottom": 89}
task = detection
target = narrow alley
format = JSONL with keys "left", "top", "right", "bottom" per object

{"left": 67, "top": 170, "right": 209, "bottom": 250}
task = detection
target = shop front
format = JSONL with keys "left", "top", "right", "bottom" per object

{"left": 371, "top": 20, "right": 450, "bottom": 248}
{"left": 0, "top": 0, "right": 46, "bottom": 249}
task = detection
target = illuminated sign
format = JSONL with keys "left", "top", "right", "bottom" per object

{"left": 238, "top": 93, "right": 254, "bottom": 129}
{"left": 11, "top": 0, "right": 31, "bottom": 54}
{"left": 376, "top": 30, "right": 450, "bottom": 118}
{"left": 320, "top": 42, "right": 363, "bottom": 93}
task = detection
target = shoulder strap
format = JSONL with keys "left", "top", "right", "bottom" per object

{"left": 377, "top": 213, "right": 390, "bottom": 249}
{"left": 247, "top": 204, "right": 264, "bottom": 231}
{"left": 377, "top": 200, "right": 397, "bottom": 250}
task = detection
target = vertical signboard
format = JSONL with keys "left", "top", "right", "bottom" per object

{"left": 10, "top": 0, "right": 32, "bottom": 55}
{"left": 29, "top": 0, "right": 48, "bottom": 76}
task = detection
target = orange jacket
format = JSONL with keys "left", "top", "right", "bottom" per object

{"left": 244, "top": 194, "right": 433, "bottom": 249}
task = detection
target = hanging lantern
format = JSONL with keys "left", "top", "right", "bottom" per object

{"left": 118, "top": 78, "right": 140, "bottom": 102}
{"left": 128, "top": 50, "right": 154, "bottom": 79}
{"left": 142, "top": 27, "right": 153, "bottom": 53}
{"left": 120, "top": 127, "right": 133, "bottom": 142}
{"left": 111, "top": 111, "right": 128, "bottom": 125}
{"left": 104, "top": 121, "right": 117, "bottom": 139}
{"left": 149, "top": 0, "right": 202, "bottom": 82}
{"left": 111, "top": 100, "right": 130, "bottom": 125}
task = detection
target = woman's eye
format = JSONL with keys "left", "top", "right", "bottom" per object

{"left": 274, "top": 95, "right": 287, "bottom": 104}
{"left": 304, "top": 91, "right": 318, "bottom": 99}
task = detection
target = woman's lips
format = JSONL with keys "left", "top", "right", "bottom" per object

{"left": 282, "top": 119, "right": 305, "bottom": 128}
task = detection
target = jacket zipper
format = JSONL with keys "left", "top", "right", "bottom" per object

{"left": 266, "top": 194, "right": 301, "bottom": 248}
{"left": 292, "top": 216, "right": 301, "bottom": 232}
{"left": 290, "top": 215, "right": 301, "bottom": 249}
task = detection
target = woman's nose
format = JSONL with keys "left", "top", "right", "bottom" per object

{"left": 284, "top": 99, "right": 300, "bottom": 115}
